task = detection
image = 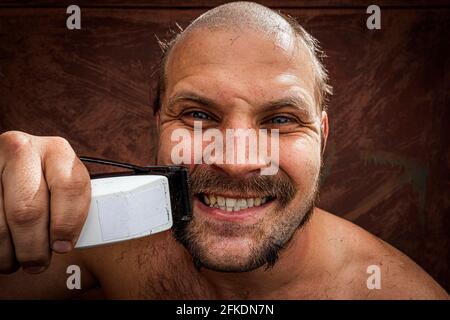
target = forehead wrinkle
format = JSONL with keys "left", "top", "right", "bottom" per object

{"left": 165, "top": 66, "right": 316, "bottom": 114}
{"left": 166, "top": 29, "right": 316, "bottom": 111}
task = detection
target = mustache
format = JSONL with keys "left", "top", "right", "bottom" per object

{"left": 189, "top": 166, "right": 296, "bottom": 206}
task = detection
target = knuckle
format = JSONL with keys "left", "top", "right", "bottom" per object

{"left": 7, "top": 204, "right": 44, "bottom": 227}
{"left": 76, "top": 160, "right": 91, "bottom": 179}
{"left": 43, "top": 136, "right": 75, "bottom": 162}
{"left": 49, "top": 136, "right": 72, "bottom": 152}
{"left": 0, "top": 131, "right": 31, "bottom": 157}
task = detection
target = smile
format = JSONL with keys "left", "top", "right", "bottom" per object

{"left": 194, "top": 193, "right": 276, "bottom": 222}
{"left": 199, "top": 194, "right": 273, "bottom": 212}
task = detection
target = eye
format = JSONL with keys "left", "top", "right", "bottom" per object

{"left": 269, "top": 116, "right": 292, "bottom": 124}
{"left": 186, "top": 110, "right": 211, "bottom": 120}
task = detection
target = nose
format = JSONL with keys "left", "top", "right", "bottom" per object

{"left": 194, "top": 107, "right": 280, "bottom": 176}
{"left": 206, "top": 122, "right": 276, "bottom": 178}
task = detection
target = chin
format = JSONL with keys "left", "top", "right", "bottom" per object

{"left": 172, "top": 185, "right": 318, "bottom": 272}
{"left": 192, "top": 234, "right": 263, "bottom": 272}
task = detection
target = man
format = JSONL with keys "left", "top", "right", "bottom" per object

{"left": 0, "top": 2, "right": 448, "bottom": 299}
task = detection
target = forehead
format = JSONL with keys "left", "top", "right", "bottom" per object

{"left": 164, "top": 28, "right": 316, "bottom": 109}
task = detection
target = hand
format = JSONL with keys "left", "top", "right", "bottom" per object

{"left": 0, "top": 131, "right": 91, "bottom": 274}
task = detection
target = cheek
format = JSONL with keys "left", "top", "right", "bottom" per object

{"left": 158, "top": 125, "right": 190, "bottom": 165}
{"left": 157, "top": 126, "right": 198, "bottom": 168}
{"left": 157, "top": 129, "right": 175, "bottom": 165}
{"left": 279, "top": 137, "right": 321, "bottom": 190}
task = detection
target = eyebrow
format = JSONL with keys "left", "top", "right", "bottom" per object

{"left": 166, "top": 92, "right": 219, "bottom": 111}
{"left": 166, "top": 91, "right": 314, "bottom": 114}
{"left": 261, "top": 94, "right": 315, "bottom": 115}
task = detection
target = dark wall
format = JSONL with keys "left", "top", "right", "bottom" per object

{"left": 0, "top": 1, "right": 449, "bottom": 292}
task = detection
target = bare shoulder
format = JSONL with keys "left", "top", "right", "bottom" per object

{"left": 316, "top": 209, "right": 449, "bottom": 300}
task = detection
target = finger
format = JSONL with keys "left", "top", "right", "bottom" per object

{"left": 2, "top": 135, "right": 51, "bottom": 273}
{"left": 42, "top": 137, "right": 91, "bottom": 254}
{"left": 0, "top": 178, "right": 20, "bottom": 274}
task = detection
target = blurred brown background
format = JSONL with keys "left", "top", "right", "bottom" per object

{"left": 0, "top": 0, "right": 449, "bottom": 292}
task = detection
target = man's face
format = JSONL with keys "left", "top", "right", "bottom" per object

{"left": 157, "top": 28, "right": 327, "bottom": 272}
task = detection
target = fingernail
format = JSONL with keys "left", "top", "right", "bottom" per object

{"left": 22, "top": 263, "right": 46, "bottom": 274}
{"left": 52, "top": 240, "right": 73, "bottom": 253}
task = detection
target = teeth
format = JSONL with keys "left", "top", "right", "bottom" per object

{"left": 202, "top": 194, "right": 269, "bottom": 212}
{"left": 237, "top": 199, "right": 248, "bottom": 210}
{"left": 225, "top": 198, "right": 236, "bottom": 207}
{"left": 217, "top": 196, "right": 225, "bottom": 206}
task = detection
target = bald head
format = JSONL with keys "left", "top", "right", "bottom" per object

{"left": 184, "top": 1, "right": 293, "bottom": 39}
{"left": 154, "top": 1, "right": 332, "bottom": 113}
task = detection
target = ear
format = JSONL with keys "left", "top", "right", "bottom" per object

{"left": 320, "top": 111, "right": 329, "bottom": 155}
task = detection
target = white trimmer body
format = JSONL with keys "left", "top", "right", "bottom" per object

{"left": 75, "top": 175, "right": 173, "bottom": 248}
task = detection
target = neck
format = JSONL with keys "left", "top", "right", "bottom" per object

{"left": 199, "top": 208, "right": 322, "bottom": 299}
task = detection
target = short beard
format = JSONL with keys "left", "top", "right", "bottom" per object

{"left": 196, "top": 203, "right": 315, "bottom": 273}
{"left": 172, "top": 166, "right": 320, "bottom": 273}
